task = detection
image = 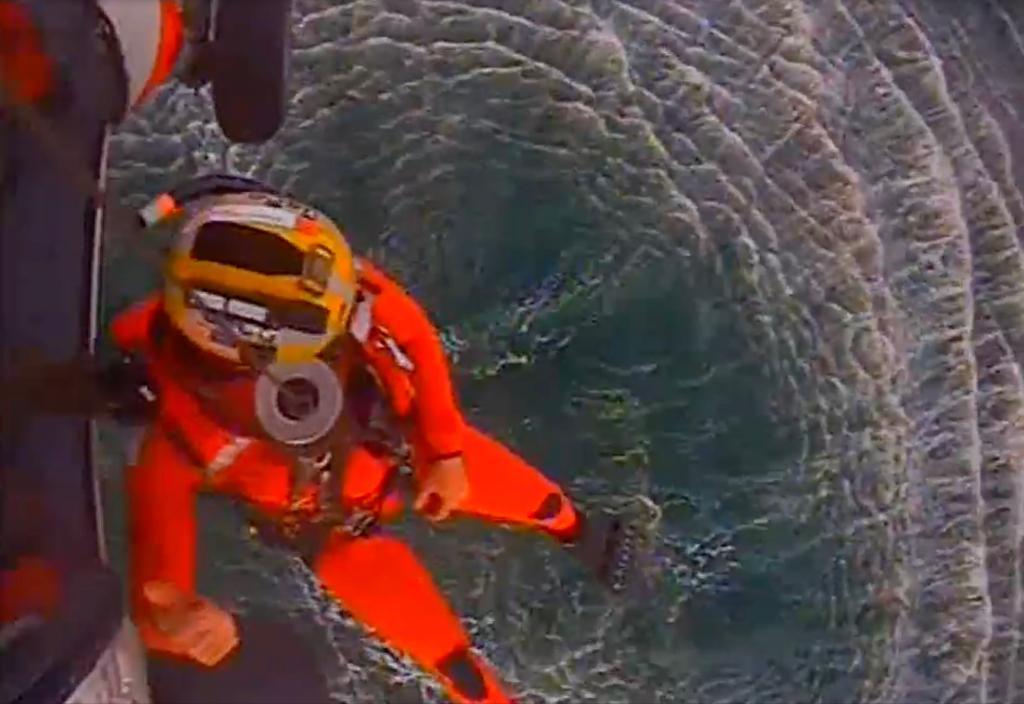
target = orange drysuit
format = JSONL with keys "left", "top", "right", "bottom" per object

{"left": 113, "top": 259, "right": 581, "bottom": 704}
{"left": 0, "top": 1, "right": 54, "bottom": 105}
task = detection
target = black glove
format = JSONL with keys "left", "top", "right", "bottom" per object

{"left": 96, "top": 354, "right": 158, "bottom": 423}
{"left": 568, "top": 509, "right": 645, "bottom": 596}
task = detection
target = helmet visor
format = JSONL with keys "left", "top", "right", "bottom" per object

{"left": 191, "top": 221, "right": 304, "bottom": 276}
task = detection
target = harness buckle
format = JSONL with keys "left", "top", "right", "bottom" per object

{"left": 341, "top": 509, "right": 378, "bottom": 537}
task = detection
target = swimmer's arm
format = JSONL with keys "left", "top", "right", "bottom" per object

{"left": 358, "top": 261, "right": 465, "bottom": 460}
{"left": 110, "top": 293, "right": 163, "bottom": 353}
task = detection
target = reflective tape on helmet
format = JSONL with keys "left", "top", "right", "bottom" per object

{"left": 96, "top": 0, "right": 183, "bottom": 110}
{"left": 226, "top": 298, "right": 269, "bottom": 323}
{"left": 205, "top": 204, "right": 300, "bottom": 230}
{"left": 190, "top": 288, "right": 227, "bottom": 312}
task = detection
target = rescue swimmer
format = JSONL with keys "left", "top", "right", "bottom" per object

{"left": 106, "top": 175, "right": 640, "bottom": 704}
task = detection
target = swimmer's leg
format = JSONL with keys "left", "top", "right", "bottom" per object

{"left": 312, "top": 531, "right": 516, "bottom": 704}
{"left": 433, "top": 426, "right": 582, "bottom": 541}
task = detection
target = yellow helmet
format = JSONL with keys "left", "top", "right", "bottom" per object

{"left": 162, "top": 191, "right": 357, "bottom": 366}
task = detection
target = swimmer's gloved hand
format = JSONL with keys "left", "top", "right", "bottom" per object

{"left": 96, "top": 354, "right": 158, "bottom": 423}
{"left": 567, "top": 509, "right": 646, "bottom": 596}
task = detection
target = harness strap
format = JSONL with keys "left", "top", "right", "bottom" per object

{"left": 245, "top": 461, "right": 409, "bottom": 564}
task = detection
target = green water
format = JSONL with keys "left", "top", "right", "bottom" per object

{"left": 85, "top": 0, "right": 1024, "bottom": 700}
{"left": 97, "top": 161, "right": 862, "bottom": 703}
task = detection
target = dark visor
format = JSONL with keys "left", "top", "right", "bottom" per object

{"left": 192, "top": 221, "right": 304, "bottom": 276}
{"left": 274, "top": 299, "right": 329, "bottom": 334}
